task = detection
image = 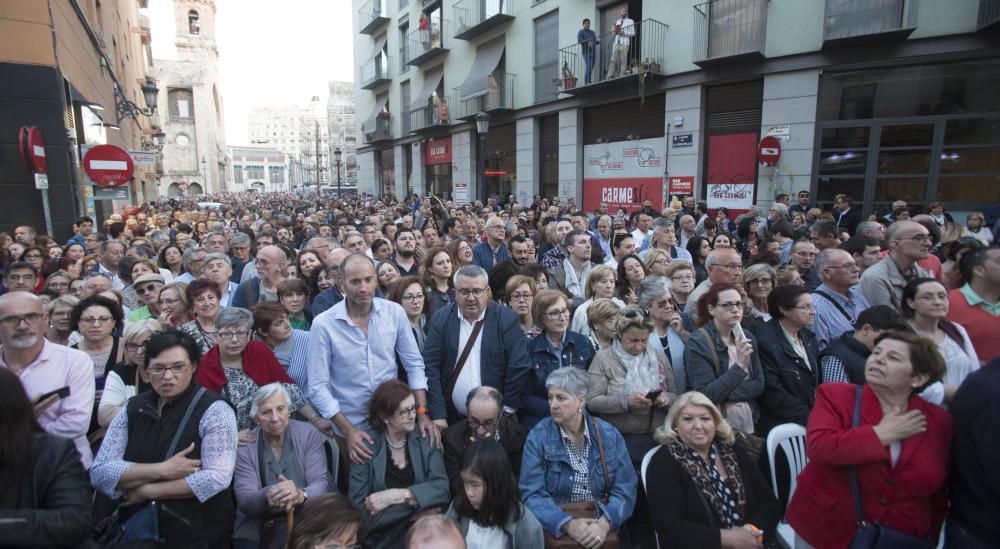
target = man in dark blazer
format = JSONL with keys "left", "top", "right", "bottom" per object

{"left": 442, "top": 386, "right": 527, "bottom": 496}
{"left": 423, "top": 265, "right": 530, "bottom": 425}
{"left": 834, "top": 194, "right": 861, "bottom": 236}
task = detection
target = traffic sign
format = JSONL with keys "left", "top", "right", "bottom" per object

{"left": 19, "top": 126, "right": 47, "bottom": 173}
{"left": 84, "top": 144, "right": 134, "bottom": 187}
{"left": 757, "top": 135, "right": 781, "bottom": 167}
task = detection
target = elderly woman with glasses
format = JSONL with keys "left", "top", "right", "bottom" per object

{"left": 349, "top": 379, "right": 450, "bottom": 547}
{"left": 685, "top": 283, "right": 764, "bottom": 439}
{"left": 741, "top": 263, "right": 777, "bottom": 335}
{"left": 233, "top": 384, "right": 334, "bottom": 549}
{"left": 570, "top": 264, "right": 624, "bottom": 343}
{"left": 156, "top": 280, "right": 191, "bottom": 327}
{"left": 97, "top": 319, "right": 161, "bottom": 427}
{"left": 519, "top": 367, "right": 637, "bottom": 547}
{"left": 41, "top": 269, "right": 73, "bottom": 296}
{"left": 506, "top": 275, "right": 541, "bottom": 338}
{"left": 523, "top": 289, "right": 595, "bottom": 430}
{"left": 639, "top": 277, "right": 689, "bottom": 385}
{"left": 70, "top": 295, "right": 125, "bottom": 407}
{"left": 643, "top": 248, "right": 672, "bottom": 278}
{"left": 665, "top": 260, "right": 697, "bottom": 312}
{"left": 90, "top": 329, "right": 239, "bottom": 548}
{"left": 587, "top": 306, "right": 678, "bottom": 463}
{"left": 45, "top": 294, "right": 80, "bottom": 346}
{"left": 585, "top": 298, "right": 624, "bottom": 352}
{"left": 196, "top": 307, "right": 331, "bottom": 446}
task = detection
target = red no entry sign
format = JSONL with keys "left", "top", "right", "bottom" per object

{"left": 757, "top": 136, "right": 781, "bottom": 167}
{"left": 84, "top": 144, "right": 134, "bottom": 187}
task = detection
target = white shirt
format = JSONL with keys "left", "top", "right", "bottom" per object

{"left": 614, "top": 17, "right": 635, "bottom": 45}
{"left": 466, "top": 521, "right": 507, "bottom": 549}
{"left": 451, "top": 308, "right": 486, "bottom": 416}
{"left": 631, "top": 228, "right": 650, "bottom": 246}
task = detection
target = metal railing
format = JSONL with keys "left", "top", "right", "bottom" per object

{"left": 978, "top": 0, "right": 1000, "bottom": 29}
{"left": 364, "top": 114, "right": 392, "bottom": 143}
{"left": 693, "top": 0, "right": 768, "bottom": 63}
{"left": 823, "top": 0, "right": 918, "bottom": 41}
{"left": 453, "top": 72, "right": 515, "bottom": 118}
{"left": 359, "top": 0, "right": 389, "bottom": 34}
{"left": 558, "top": 19, "right": 668, "bottom": 90}
{"left": 406, "top": 19, "right": 450, "bottom": 65}
{"left": 360, "top": 54, "right": 391, "bottom": 89}
{"left": 407, "top": 100, "right": 451, "bottom": 132}
{"left": 453, "top": 0, "right": 514, "bottom": 40}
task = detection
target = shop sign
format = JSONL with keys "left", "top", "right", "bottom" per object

{"left": 707, "top": 183, "right": 754, "bottom": 211}
{"left": 668, "top": 176, "right": 694, "bottom": 194}
{"left": 583, "top": 137, "right": 665, "bottom": 213}
{"left": 671, "top": 134, "right": 693, "bottom": 148}
{"left": 424, "top": 138, "right": 452, "bottom": 165}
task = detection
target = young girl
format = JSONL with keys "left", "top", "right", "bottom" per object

{"left": 446, "top": 439, "right": 543, "bottom": 549}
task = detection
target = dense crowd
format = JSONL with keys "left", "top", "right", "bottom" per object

{"left": 0, "top": 189, "right": 998, "bottom": 549}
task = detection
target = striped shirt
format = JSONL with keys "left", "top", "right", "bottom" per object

{"left": 265, "top": 329, "right": 311, "bottom": 393}
{"left": 811, "top": 284, "right": 870, "bottom": 350}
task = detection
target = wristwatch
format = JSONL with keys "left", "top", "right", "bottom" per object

{"left": 299, "top": 489, "right": 308, "bottom": 503}
{"left": 403, "top": 489, "right": 414, "bottom": 506}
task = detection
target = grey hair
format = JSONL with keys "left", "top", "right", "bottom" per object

{"left": 465, "top": 386, "right": 504, "bottom": 413}
{"left": 652, "top": 217, "right": 673, "bottom": 231}
{"left": 230, "top": 232, "right": 252, "bottom": 247}
{"left": 182, "top": 246, "right": 206, "bottom": 270}
{"left": 250, "top": 383, "right": 291, "bottom": 418}
{"left": 814, "top": 248, "right": 848, "bottom": 280}
{"left": 545, "top": 366, "right": 589, "bottom": 399}
{"left": 452, "top": 264, "right": 488, "bottom": 286}
{"left": 202, "top": 252, "right": 232, "bottom": 267}
{"left": 147, "top": 229, "right": 170, "bottom": 250}
{"left": 599, "top": 215, "right": 612, "bottom": 225}
{"left": 100, "top": 240, "right": 124, "bottom": 254}
{"left": 215, "top": 306, "right": 254, "bottom": 332}
{"left": 742, "top": 263, "right": 777, "bottom": 287}
{"left": 343, "top": 231, "right": 363, "bottom": 241}
{"left": 204, "top": 230, "right": 227, "bottom": 241}
{"left": 637, "top": 276, "right": 671, "bottom": 308}
{"left": 770, "top": 202, "right": 788, "bottom": 216}
{"left": 47, "top": 294, "right": 80, "bottom": 313}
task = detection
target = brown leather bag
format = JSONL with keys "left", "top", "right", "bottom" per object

{"left": 542, "top": 419, "right": 620, "bottom": 549}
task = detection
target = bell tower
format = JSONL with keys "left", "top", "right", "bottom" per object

{"left": 174, "top": 0, "right": 216, "bottom": 50}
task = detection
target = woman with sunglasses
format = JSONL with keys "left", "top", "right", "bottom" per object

{"left": 97, "top": 319, "right": 161, "bottom": 427}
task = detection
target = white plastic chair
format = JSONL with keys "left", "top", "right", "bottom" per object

{"left": 640, "top": 446, "right": 662, "bottom": 549}
{"left": 766, "top": 423, "right": 808, "bottom": 549}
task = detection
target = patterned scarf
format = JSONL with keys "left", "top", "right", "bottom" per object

{"left": 666, "top": 439, "right": 747, "bottom": 528}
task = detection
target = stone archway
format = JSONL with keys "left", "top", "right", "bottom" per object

{"left": 187, "top": 182, "right": 204, "bottom": 195}
{"left": 167, "top": 182, "right": 183, "bottom": 197}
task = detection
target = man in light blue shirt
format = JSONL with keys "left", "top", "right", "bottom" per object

{"left": 307, "top": 254, "right": 439, "bottom": 465}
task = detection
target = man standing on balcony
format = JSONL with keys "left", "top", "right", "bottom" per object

{"left": 577, "top": 18, "right": 599, "bottom": 85}
{"left": 606, "top": 6, "right": 635, "bottom": 79}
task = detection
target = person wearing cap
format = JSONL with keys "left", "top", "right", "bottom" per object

{"left": 125, "top": 273, "right": 165, "bottom": 323}
{"left": 641, "top": 199, "right": 656, "bottom": 218}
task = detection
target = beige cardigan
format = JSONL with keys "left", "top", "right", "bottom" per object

{"left": 586, "top": 347, "right": 677, "bottom": 435}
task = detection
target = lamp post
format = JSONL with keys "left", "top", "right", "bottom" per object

{"left": 334, "top": 147, "right": 343, "bottom": 198}
{"left": 475, "top": 111, "right": 490, "bottom": 204}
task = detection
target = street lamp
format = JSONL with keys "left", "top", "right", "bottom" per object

{"left": 475, "top": 111, "right": 490, "bottom": 204}
{"left": 141, "top": 127, "right": 166, "bottom": 151}
{"left": 334, "top": 147, "right": 343, "bottom": 198}
{"left": 115, "top": 76, "right": 159, "bottom": 123}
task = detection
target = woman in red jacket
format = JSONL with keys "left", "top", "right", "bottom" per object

{"left": 786, "top": 330, "right": 952, "bottom": 549}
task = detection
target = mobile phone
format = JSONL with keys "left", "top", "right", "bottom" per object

{"left": 646, "top": 389, "right": 663, "bottom": 401}
{"left": 38, "top": 386, "right": 70, "bottom": 402}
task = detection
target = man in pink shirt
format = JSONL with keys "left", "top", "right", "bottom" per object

{"left": 0, "top": 292, "right": 95, "bottom": 467}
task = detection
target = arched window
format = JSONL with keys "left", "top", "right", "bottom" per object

{"left": 188, "top": 10, "right": 200, "bottom": 35}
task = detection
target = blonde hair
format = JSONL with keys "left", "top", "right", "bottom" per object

{"left": 654, "top": 391, "right": 735, "bottom": 445}
{"left": 663, "top": 259, "right": 694, "bottom": 278}
{"left": 584, "top": 264, "right": 616, "bottom": 299}
{"left": 505, "top": 275, "right": 537, "bottom": 299}
{"left": 123, "top": 318, "right": 162, "bottom": 347}
{"left": 587, "top": 298, "right": 623, "bottom": 330}
{"left": 642, "top": 248, "right": 670, "bottom": 273}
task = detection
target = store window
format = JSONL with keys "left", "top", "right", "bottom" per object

{"left": 484, "top": 123, "right": 516, "bottom": 201}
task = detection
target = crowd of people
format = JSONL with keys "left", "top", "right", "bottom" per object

{"left": 0, "top": 189, "right": 998, "bottom": 549}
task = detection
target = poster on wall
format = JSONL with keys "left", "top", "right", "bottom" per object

{"left": 453, "top": 182, "right": 469, "bottom": 205}
{"left": 706, "top": 133, "right": 758, "bottom": 216}
{"left": 668, "top": 176, "right": 694, "bottom": 195}
{"left": 707, "top": 183, "right": 754, "bottom": 211}
{"left": 582, "top": 137, "right": 665, "bottom": 213}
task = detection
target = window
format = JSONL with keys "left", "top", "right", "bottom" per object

{"left": 399, "top": 21, "right": 410, "bottom": 71}
{"left": 188, "top": 10, "right": 200, "bottom": 35}
{"left": 246, "top": 165, "right": 265, "bottom": 180}
{"left": 269, "top": 166, "right": 285, "bottom": 183}
{"left": 533, "top": 10, "right": 559, "bottom": 103}
{"left": 233, "top": 165, "right": 244, "bottom": 184}
{"left": 168, "top": 89, "right": 193, "bottom": 119}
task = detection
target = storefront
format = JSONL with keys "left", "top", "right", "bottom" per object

{"left": 377, "top": 147, "right": 395, "bottom": 199}
{"left": 814, "top": 59, "right": 1000, "bottom": 215}
{"left": 483, "top": 123, "right": 515, "bottom": 201}
{"left": 425, "top": 137, "right": 453, "bottom": 199}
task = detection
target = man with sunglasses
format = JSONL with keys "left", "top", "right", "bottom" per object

{"left": 125, "top": 273, "right": 164, "bottom": 323}
{"left": 441, "top": 386, "right": 526, "bottom": 496}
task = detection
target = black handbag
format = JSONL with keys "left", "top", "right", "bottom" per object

{"left": 846, "top": 386, "right": 934, "bottom": 549}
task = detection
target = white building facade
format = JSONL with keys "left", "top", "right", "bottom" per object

{"left": 228, "top": 146, "right": 290, "bottom": 193}
{"left": 249, "top": 97, "right": 330, "bottom": 190}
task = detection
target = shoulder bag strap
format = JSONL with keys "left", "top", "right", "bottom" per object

{"left": 848, "top": 385, "right": 865, "bottom": 526}
{"left": 164, "top": 386, "right": 207, "bottom": 460}
{"left": 445, "top": 318, "right": 486, "bottom": 401}
{"left": 814, "top": 290, "right": 855, "bottom": 325}
{"left": 591, "top": 417, "right": 611, "bottom": 500}
{"left": 697, "top": 327, "right": 723, "bottom": 377}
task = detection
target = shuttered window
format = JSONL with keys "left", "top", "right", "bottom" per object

{"left": 582, "top": 95, "right": 666, "bottom": 145}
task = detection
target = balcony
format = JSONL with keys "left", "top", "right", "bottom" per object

{"left": 978, "top": 0, "right": 1000, "bottom": 29}
{"left": 558, "top": 19, "right": 668, "bottom": 96}
{"left": 453, "top": 0, "right": 514, "bottom": 41}
{"left": 407, "top": 103, "right": 452, "bottom": 133}
{"left": 363, "top": 114, "right": 392, "bottom": 144}
{"left": 406, "top": 19, "right": 450, "bottom": 66}
{"left": 361, "top": 55, "right": 391, "bottom": 90}
{"left": 822, "top": 0, "right": 918, "bottom": 48}
{"left": 692, "top": 0, "right": 768, "bottom": 67}
{"left": 453, "top": 72, "right": 514, "bottom": 119}
{"left": 359, "top": 0, "right": 389, "bottom": 35}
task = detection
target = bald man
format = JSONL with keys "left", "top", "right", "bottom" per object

{"left": 405, "top": 514, "right": 467, "bottom": 549}
{"left": 685, "top": 247, "right": 744, "bottom": 325}
{"left": 232, "top": 245, "right": 289, "bottom": 308}
{"left": 859, "top": 220, "right": 931, "bottom": 310}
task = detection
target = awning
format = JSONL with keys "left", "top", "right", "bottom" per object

{"left": 362, "top": 94, "right": 390, "bottom": 135}
{"left": 457, "top": 38, "right": 505, "bottom": 102}
{"left": 369, "top": 35, "right": 387, "bottom": 60}
{"left": 408, "top": 67, "right": 445, "bottom": 112}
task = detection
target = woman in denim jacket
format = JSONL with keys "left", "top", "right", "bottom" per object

{"left": 522, "top": 290, "right": 595, "bottom": 430}
{"left": 519, "top": 367, "right": 637, "bottom": 547}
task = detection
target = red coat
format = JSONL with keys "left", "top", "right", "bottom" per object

{"left": 785, "top": 383, "right": 952, "bottom": 549}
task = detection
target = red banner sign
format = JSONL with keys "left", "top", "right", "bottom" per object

{"left": 582, "top": 178, "right": 663, "bottom": 214}
{"left": 668, "top": 176, "right": 694, "bottom": 194}
{"left": 424, "top": 138, "right": 452, "bottom": 165}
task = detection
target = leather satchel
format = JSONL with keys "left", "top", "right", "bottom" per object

{"left": 847, "top": 386, "right": 934, "bottom": 549}
{"left": 542, "top": 419, "right": 620, "bottom": 549}
{"left": 445, "top": 317, "right": 485, "bottom": 399}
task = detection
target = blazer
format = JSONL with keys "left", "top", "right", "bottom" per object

{"left": 443, "top": 416, "right": 527, "bottom": 497}
{"left": 0, "top": 434, "right": 92, "bottom": 548}
{"left": 786, "top": 384, "right": 953, "bottom": 549}
{"left": 446, "top": 502, "right": 545, "bottom": 549}
{"left": 424, "top": 302, "right": 531, "bottom": 422}
{"left": 683, "top": 323, "right": 765, "bottom": 419}
{"left": 645, "top": 442, "right": 779, "bottom": 549}
{"left": 755, "top": 318, "right": 821, "bottom": 435}
{"left": 348, "top": 429, "right": 450, "bottom": 512}
{"left": 233, "top": 420, "right": 332, "bottom": 534}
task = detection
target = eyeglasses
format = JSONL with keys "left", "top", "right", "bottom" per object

{"left": 792, "top": 304, "right": 816, "bottom": 312}
{"left": 217, "top": 330, "right": 250, "bottom": 341}
{"left": 468, "top": 417, "right": 498, "bottom": 432}
{"left": 137, "top": 284, "right": 162, "bottom": 294}
{"left": 80, "top": 316, "right": 113, "bottom": 325}
{"left": 827, "top": 262, "right": 858, "bottom": 270}
{"left": 545, "top": 308, "right": 570, "bottom": 320}
{"left": 24, "top": 254, "right": 42, "bottom": 260}
{"left": 711, "top": 301, "right": 744, "bottom": 311}
{"left": 47, "top": 282, "right": 69, "bottom": 289}
{"left": 397, "top": 405, "right": 417, "bottom": 419}
{"left": 456, "top": 287, "right": 487, "bottom": 298}
{"left": 0, "top": 313, "right": 44, "bottom": 327}
{"left": 509, "top": 292, "right": 534, "bottom": 302}
{"left": 670, "top": 274, "right": 694, "bottom": 282}
{"left": 147, "top": 363, "right": 190, "bottom": 376}
{"left": 652, "top": 258, "right": 669, "bottom": 266}
{"left": 125, "top": 340, "right": 149, "bottom": 352}
{"left": 401, "top": 293, "right": 425, "bottom": 303}
{"left": 747, "top": 278, "right": 773, "bottom": 286}
{"left": 51, "top": 311, "right": 72, "bottom": 318}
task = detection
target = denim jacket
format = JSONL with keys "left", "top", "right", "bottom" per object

{"left": 519, "top": 414, "right": 637, "bottom": 537}
{"left": 522, "top": 331, "right": 595, "bottom": 429}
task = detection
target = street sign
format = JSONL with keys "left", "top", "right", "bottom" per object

{"left": 129, "top": 150, "right": 158, "bottom": 167}
{"left": 671, "top": 134, "right": 693, "bottom": 148}
{"left": 19, "top": 126, "right": 47, "bottom": 173}
{"left": 766, "top": 125, "right": 791, "bottom": 142}
{"left": 757, "top": 136, "right": 782, "bottom": 167}
{"left": 84, "top": 144, "right": 135, "bottom": 187}
{"left": 34, "top": 173, "right": 49, "bottom": 190}
{"left": 93, "top": 185, "right": 131, "bottom": 201}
